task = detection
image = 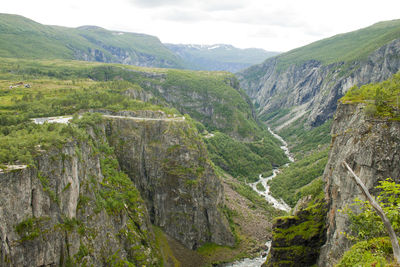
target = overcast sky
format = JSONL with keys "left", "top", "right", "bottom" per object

{"left": 3, "top": 0, "right": 400, "bottom": 51}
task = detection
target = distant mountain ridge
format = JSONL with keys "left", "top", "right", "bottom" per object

{"left": 238, "top": 19, "right": 400, "bottom": 129}
{"left": 0, "top": 13, "right": 186, "bottom": 68}
{"left": 166, "top": 43, "right": 279, "bottom": 72}
{"left": 0, "top": 13, "right": 277, "bottom": 72}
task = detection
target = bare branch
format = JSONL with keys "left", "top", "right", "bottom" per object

{"left": 343, "top": 161, "right": 400, "bottom": 264}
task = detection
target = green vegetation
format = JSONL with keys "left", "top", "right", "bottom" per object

{"left": 295, "top": 178, "right": 325, "bottom": 202}
{"left": 337, "top": 237, "right": 397, "bottom": 267}
{"left": 268, "top": 148, "right": 328, "bottom": 207}
{"left": 337, "top": 179, "right": 400, "bottom": 267}
{"left": 204, "top": 132, "right": 288, "bottom": 182}
{"left": 0, "top": 14, "right": 183, "bottom": 68}
{"left": 153, "top": 226, "right": 181, "bottom": 267}
{"left": 258, "top": 108, "right": 291, "bottom": 127}
{"left": 15, "top": 216, "right": 50, "bottom": 241}
{"left": 279, "top": 118, "right": 332, "bottom": 156}
{"left": 263, "top": 117, "right": 331, "bottom": 208}
{"left": 99, "top": 154, "right": 144, "bottom": 216}
{"left": 38, "top": 173, "right": 60, "bottom": 204}
{"left": 341, "top": 179, "right": 400, "bottom": 242}
{"left": 274, "top": 19, "right": 400, "bottom": 71}
{"left": 0, "top": 57, "right": 269, "bottom": 140}
{"left": 342, "top": 71, "right": 400, "bottom": 119}
{"left": 226, "top": 179, "right": 284, "bottom": 216}
{"left": 256, "top": 182, "right": 265, "bottom": 192}
{"left": 267, "top": 191, "right": 326, "bottom": 266}
{"left": 160, "top": 69, "right": 262, "bottom": 138}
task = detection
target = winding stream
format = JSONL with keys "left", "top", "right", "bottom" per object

{"left": 224, "top": 128, "right": 294, "bottom": 267}
{"left": 249, "top": 127, "right": 294, "bottom": 212}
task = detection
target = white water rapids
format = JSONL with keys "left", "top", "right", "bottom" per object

{"left": 249, "top": 127, "right": 294, "bottom": 212}
{"left": 224, "top": 128, "right": 294, "bottom": 267}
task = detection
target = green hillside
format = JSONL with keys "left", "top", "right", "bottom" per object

{"left": 0, "top": 58, "right": 288, "bottom": 174}
{"left": 0, "top": 13, "right": 184, "bottom": 68}
{"left": 276, "top": 19, "right": 400, "bottom": 71}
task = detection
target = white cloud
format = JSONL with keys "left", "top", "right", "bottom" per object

{"left": 157, "top": 8, "right": 211, "bottom": 23}
{"left": 2, "top": 0, "right": 400, "bottom": 51}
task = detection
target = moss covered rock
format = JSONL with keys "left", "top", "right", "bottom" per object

{"left": 264, "top": 194, "right": 326, "bottom": 267}
{"left": 337, "top": 237, "right": 396, "bottom": 267}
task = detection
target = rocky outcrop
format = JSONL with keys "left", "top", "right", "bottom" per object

{"left": 264, "top": 195, "right": 326, "bottom": 267}
{"left": 0, "top": 133, "right": 161, "bottom": 266}
{"left": 105, "top": 116, "right": 235, "bottom": 249}
{"left": 73, "top": 46, "right": 179, "bottom": 69}
{"left": 238, "top": 38, "right": 400, "bottom": 127}
{"left": 318, "top": 102, "right": 400, "bottom": 266}
{"left": 0, "top": 112, "right": 234, "bottom": 266}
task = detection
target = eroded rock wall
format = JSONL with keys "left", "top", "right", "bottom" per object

{"left": 239, "top": 38, "right": 400, "bottom": 127}
{"left": 106, "top": 116, "right": 235, "bottom": 249}
{"left": 0, "top": 112, "right": 234, "bottom": 266}
{"left": 318, "top": 103, "right": 400, "bottom": 266}
{"left": 0, "top": 136, "right": 160, "bottom": 266}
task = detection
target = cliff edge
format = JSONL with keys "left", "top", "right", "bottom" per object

{"left": 318, "top": 102, "right": 400, "bottom": 266}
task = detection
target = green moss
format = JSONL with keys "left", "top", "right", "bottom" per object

{"left": 267, "top": 194, "right": 327, "bottom": 267}
{"left": 54, "top": 216, "right": 81, "bottom": 232}
{"left": 37, "top": 173, "right": 59, "bottom": 205}
{"left": 337, "top": 237, "right": 395, "bottom": 267}
{"left": 153, "top": 226, "right": 180, "bottom": 267}
{"left": 273, "top": 219, "right": 323, "bottom": 242}
{"left": 14, "top": 216, "right": 50, "bottom": 241}
{"left": 74, "top": 243, "right": 90, "bottom": 263}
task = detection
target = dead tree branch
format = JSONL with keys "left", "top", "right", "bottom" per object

{"left": 343, "top": 161, "right": 400, "bottom": 264}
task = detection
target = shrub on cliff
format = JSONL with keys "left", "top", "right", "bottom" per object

{"left": 341, "top": 178, "right": 400, "bottom": 242}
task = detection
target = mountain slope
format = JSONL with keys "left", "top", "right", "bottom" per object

{"left": 165, "top": 44, "right": 279, "bottom": 72}
{"left": 0, "top": 13, "right": 184, "bottom": 68}
{"left": 238, "top": 19, "right": 400, "bottom": 130}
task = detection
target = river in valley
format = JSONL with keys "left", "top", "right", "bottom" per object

{"left": 223, "top": 128, "right": 294, "bottom": 267}
{"left": 249, "top": 128, "right": 294, "bottom": 212}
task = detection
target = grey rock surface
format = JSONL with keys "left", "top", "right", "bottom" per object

{"left": 238, "top": 38, "right": 400, "bottom": 128}
{"left": 106, "top": 116, "right": 235, "bottom": 249}
{"left": 318, "top": 102, "right": 400, "bottom": 266}
{"left": 0, "top": 138, "right": 160, "bottom": 266}
{"left": 0, "top": 112, "right": 234, "bottom": 266}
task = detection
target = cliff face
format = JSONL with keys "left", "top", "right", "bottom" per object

{"left": 105, "top": 116, "right": 234, "bottom": 249}
{"left": 238, "top": 38, "right": 400, "bottom": 127}
{"left": 0, "top": 113, "right": 234, "bottom": 266}
{"left": 73, "top": 45, "right": 179, "bottom": 69}
{"left": 318, "top": 103, "right": 400, "bottom": 266}
{"left": 0, "top": 135, "right": 161, "bottom": 266}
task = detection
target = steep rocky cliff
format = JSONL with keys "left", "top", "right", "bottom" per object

{"left": 0, "top": 112, "right": 234, "bottom": 266}
{"left": 0, "top": 123, "right": 161, "bottom": 266}
{"left": 238, "top": 38, "right": 400, "bottom": 128}
{"left": 105, "top": 115, "right": 234, "bottom": 249}
{"left": 318, "top": 102, "right": 400, "bottom": 266}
